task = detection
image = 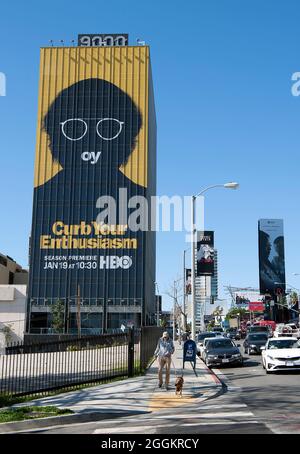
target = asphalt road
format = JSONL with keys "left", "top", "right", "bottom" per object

{"left": 16, "top": 346, "right": 300, "bottom": 434}
{"left": 212, "top": 348, "right": 300, "bottom": 434}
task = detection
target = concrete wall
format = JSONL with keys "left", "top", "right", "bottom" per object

{"left": 0, "top": 285, "right": 27, "bottom": 353}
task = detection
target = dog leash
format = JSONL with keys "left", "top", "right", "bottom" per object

{"left": 171, "top": 358, "right": 184, "bottom": 379}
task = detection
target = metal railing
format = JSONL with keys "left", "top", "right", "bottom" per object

{"left": 0, "top": 326, "right": 163, "bottom": 398}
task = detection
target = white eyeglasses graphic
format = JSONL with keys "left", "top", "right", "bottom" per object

{"left": 60, "top": 118, "right": 125, "bottom": 141}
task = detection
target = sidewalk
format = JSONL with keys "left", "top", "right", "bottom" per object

{"left": 0, "top": 342, "right": 223, "bottom": 433}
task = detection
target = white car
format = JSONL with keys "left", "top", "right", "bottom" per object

{"left": 273, "top": 323, "right": 300, "bottom": 339}
{"left": 261, "top": 337, "right": 300, "bottom": 374}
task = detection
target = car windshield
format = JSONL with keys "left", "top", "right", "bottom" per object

{"left": 207, "top": 339, "right": 234, "bottom": 349}
{"left": 268, "top": 340, "right": 300, "bottom": 349}
{"left": 197, "top": 333, "right": 216, "bottom": 341}
{"left": 248, "top": 334, "right": 268, "bottom": 341}
{"left": 250, "top": 327, "right": 268, "bottom": 332}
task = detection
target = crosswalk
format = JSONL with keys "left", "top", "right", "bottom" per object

{"left": 93, "top": 388, "right": 270, "bottom": 434}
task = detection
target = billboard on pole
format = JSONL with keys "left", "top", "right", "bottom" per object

{"left": 196, "top": 231, "right": 214, "bottom": 276}
{"left": 185, "top": 269, "right": 192, "bottom": 295}
{"left": 234, "top": 291, "right": 264, "bottom": 311}
{"left": 258, "top": 219, "right": 286, "bottom": 295}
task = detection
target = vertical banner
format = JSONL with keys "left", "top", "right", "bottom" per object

{"left": 258, "top": 219, "right": 286, "bottom": 295}
{"left": 196, "top": 231, "right": 214, "bottom": 276}
{"left": 185, "top": 269, "right": 191, "bottom": 295}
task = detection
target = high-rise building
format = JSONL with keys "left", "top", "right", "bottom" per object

{"left": 26, "top": 37, "right": 156, "bottom": 336}
{"left": 211, "top": 249, "right": 218, "bottom": 299}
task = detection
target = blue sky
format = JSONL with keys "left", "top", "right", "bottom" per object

{"left": 1, "top": 0, "right": 300, "bottom": 310}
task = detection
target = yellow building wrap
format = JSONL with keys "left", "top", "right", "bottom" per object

{"left": 34, "top": 46, "right": 149, "bottom": 188}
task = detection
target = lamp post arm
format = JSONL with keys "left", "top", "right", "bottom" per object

{"left": 194, "top": 184, "right": 226, "bottom": 199}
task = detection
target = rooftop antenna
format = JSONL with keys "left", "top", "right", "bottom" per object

{"left": 49, "top": 40, "right": 54, "bottom": 47}
{"left": 136, "top": 38, "right": 146, "bottom": 46}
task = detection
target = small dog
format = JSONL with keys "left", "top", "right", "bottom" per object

{"left": 175, "top": 376, "right": 184, "bottom": 397}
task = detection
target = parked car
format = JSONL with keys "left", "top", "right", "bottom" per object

{"left": 261, "top": 337, "right": 300, "bottom": 373}
{"left": 198, "top": 336, "right": 221, "bottom": 358}
{"left": 196, "top": 332, "right": 220, "bottom": 356}
{"left": 202, "top": 337, "right": 243, "bottom": 368}
{"left": 243, "top": 332, "right": 269, "bottom": 355}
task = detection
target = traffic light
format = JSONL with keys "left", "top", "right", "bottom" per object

{"left": 264, "top": 294, "right": 271, "bottom": 311}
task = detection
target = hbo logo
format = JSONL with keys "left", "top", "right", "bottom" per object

{"left": 99, "top": 256, "right": 132, "bottom": 269}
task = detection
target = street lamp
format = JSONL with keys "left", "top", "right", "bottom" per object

{"left": 183, "top": 247, "right": 190, "bottom": 332}
{"left": 191, "top": 182, "right": 239, "bottom": 341}
{"left": 154, "top": 282, "right": 160, "bottom": 327}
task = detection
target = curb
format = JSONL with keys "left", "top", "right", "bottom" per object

{"left": 0, "top": 409, "right": 149, "bottom": 434}
{"left": 198, "top": 358, "right": 223, "bottom": 386}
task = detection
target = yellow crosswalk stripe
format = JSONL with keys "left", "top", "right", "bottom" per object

{"left": 148, "top": 393, "right": 193, "bottom": 412}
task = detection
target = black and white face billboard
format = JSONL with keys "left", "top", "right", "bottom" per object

{"left": 196, "top": 231, "right": 214, "bottom": 276}
{"left": 185, "top": 268, "right": 191, "bottom": 295}
{"left": 258, "top": 219, "right": 286, "bottom": 295}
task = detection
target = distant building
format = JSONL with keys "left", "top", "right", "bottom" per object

{"left": 211, "top": 250, "right": 218, "bottom": 299}
{"left": 0, "top": 285, "right": 27, "bottom": 352}
{"left": 0, "top": 252, "right": 28, "bottom": 285}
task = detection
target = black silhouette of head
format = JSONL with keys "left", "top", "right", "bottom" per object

{"left": 43, "top": 78, "right": 142, "bottom": 170}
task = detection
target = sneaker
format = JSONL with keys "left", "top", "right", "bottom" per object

{"left": 158, "top": 383, "right": 162, "bottom": 388}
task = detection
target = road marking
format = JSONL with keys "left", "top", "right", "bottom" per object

{"left": 182, "top": 420, "right": 260, "bottom": 427}
{"left": 193, "top": 403, "right": 247, "bottom": 410}
{"left": 148, "top": 393, "right": 193, "bottom": 412}
{"left": 130, "top": 411, "right": 255, "bottom": 420}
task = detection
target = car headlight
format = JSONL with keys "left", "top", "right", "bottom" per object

{"left": 250, "top": 345, "right": 256, "bottom": 348}
{"left": 232, "top": 353, "right": 241, "bottom": 358}
{"left": 207, "top": 354, "right": 216, "bottom": 358}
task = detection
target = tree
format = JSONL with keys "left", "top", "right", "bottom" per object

{"left": 289, "top": 291, "right": 299, "bottom": 309}
{"left": 0, "top": 323, "right": 13, "bottom": 345}
{"left": 160, "top": 314, "right": 168, "bottom": 328}
{"left": 50, "top": 299, "right": 65, "bottom": 333}
{"left": 225, "top": 307, "right": 247, "bottom": 321}
{"left": 165, "top": 278, "right": 187, "bottom": 333}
